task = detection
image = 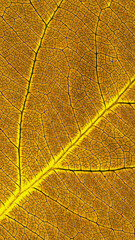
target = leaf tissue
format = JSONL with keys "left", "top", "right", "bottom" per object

{"left": 0, "top": 0, "right": 135, "bottom": 239}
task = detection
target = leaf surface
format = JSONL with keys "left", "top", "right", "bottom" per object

{"left": 0, "top": 0, "right": 135, "bottom": 239}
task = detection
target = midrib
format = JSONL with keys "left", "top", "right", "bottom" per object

{"left": 1, "top": 0, "right": 135, "bottom": 222}
{"left": 0, "top": 77, "right": 134, "bottom": 221}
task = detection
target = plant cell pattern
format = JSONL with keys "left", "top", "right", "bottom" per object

{"left": 0, "top": 0, "right": 135, "bottom": 239}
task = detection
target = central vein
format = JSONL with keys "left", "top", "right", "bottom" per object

{"left": 0, "top": 0, "right": 134, "bottom": 223}
{"left": 0, "top": 77, "right": 134, "bottom": 221}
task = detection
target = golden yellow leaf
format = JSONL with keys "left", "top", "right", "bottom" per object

{"left": 0, "top": 0, "right": 135, "bottom": 239}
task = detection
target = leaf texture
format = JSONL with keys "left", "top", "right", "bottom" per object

{"left": 0, "top": 0, "right": 135, "bottom": 239}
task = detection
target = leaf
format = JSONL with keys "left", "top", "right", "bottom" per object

{"left": 0, "top": 0, "right": 135, "bottom": 239}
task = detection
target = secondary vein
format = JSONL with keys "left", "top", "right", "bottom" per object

{"left": 17, "top": 0, "right": 64, "bottom": 191}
